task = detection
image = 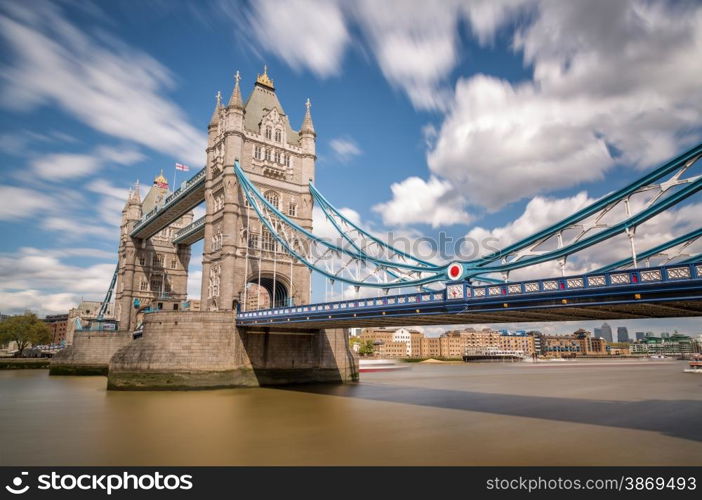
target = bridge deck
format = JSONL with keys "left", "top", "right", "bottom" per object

{"left": 236, "top": 263, "right": 702, "bottom": 330}
{"left": 130, "top": 168, "right": 206, "bottom": 240}
{"left": 172, "top": 216, "right": 205, "bottom": 245}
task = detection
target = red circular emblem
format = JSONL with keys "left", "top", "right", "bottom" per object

{"left": 447, "top": 263, "right": 462, "bottom": 280}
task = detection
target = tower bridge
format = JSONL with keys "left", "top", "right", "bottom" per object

{"left": 51, "top": 67, "right": 702, "bottom": 390}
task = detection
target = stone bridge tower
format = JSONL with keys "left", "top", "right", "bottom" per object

{"left": 114, "top": 174, "right": 193, "bottom": 331}
{"left": 201, "top": 68, "right": 316, "bottom": 312}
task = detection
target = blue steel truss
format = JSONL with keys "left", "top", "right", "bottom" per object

{"left": 234, "top": 142, "right": 702, "bottom": 291}
{"left": 237, "top": 261, "right": 702, "bottom": 326}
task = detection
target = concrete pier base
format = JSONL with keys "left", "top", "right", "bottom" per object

{"left": 106, "top": 311, "right": 358, "bottom": 390}
{"left": 49, "top": 331, "right": 132, "bottom": 376}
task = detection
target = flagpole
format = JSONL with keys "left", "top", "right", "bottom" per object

{"left": 173, "top": 165, "right": 177, "bottom": 190}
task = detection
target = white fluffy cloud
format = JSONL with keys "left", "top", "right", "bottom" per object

{"left": 0, "top": 247, "right": 116, "bottom": 315}
{"left": 235, "top": 0, "right": 529, "bottom": 110}
{"left": 0, "top": 186, "right": 53, "bottom": 221}
{"left": 28, "top": 145, "right": 144, "bottom": 181}
{"left": 0, "top": 2, "right": 206, "bottom": 165}
{"left": 328, "top": 137, "right": 362, "bottom": 163}
{"left": 234, "top": 0, "right": 350, "bottom": 78}
{"left": 428, "top": 0, "right": 702, "bottom": 209}
{"left": 373, "top": 176, "right": 472, "bottom": 228}
{"left": 351, "top": 0, "right": 461, "bottom": 110}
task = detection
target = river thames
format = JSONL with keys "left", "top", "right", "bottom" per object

{"left": 1, "top": 360, "right": 700, "bottom": 466}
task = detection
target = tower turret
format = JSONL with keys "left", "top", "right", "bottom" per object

{"left": 208, "top": 91, "right": 222, "bottom": 148}
{"left": 299, "top": 98, "right": 316, "bottom": 155}
{"left": 224, "top": 71, "right": 244, "bottom": 136}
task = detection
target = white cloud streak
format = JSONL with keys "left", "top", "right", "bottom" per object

{"left": 0, "top": 2, "right": 206, "bottom": 165}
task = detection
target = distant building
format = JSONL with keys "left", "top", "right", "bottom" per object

{"left": 528, "top": 331, "right": 545, "bottom": 354}
{"left": 635, "top": 331, "right": 645, "bottom": 341}
{"left": 358, "top": 327, "right": 536, "bottom": 358}
{"left": 593, "top": 327, "right": 602, "bottom": 338}
{"left": 617, "top": 326, "right": 630, "bottom": 343}
{"left": 543, "top": 329, "right": 607, "bottom": 356}
{"left": 348, "top": 328, "right": 362, "bottom": 338}
{"left": 661, "top": 332, "right": 670, "bottom": 338}
{"left": 43, "top": 314, "right": 69, "bottom": 345}
{"left": 630, "top": 334, "right": 696, "bottom": 355}
{"left": 65, "top": 300, "right": 116, "bottom": 344}
{"left": 599, "top": 323, "right": 613, "bottom": 343}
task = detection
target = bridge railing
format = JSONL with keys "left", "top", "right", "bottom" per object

{"left": 174, "top": 216, "right": 205, "bottom": 241}
{"left": 237, "top": 262, "right": 702, "bottom": 321}
{"left": 131, "top": 168, "right": 206, "bottom": 235}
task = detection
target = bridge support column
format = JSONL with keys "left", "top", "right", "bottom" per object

{"left": 50, "top": 331, "right": 132, "bottom": 376}
{"left": 106, "top": 311, "right": 358, "bottom": 390}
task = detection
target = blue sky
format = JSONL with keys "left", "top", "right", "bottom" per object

{"left": 1, "top": 0, "right": 701, "bottom": 336}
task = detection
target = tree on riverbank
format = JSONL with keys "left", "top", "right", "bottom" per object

{"left": 358, "top": 340, "right": 374, "bottom": 356}
{"left": 0, "top": 313, "right": 51, "bottom": 356}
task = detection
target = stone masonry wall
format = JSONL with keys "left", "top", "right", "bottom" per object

{"left": 50, "top": 331, "right": 132, "bottom": 375}
{"left": 107, "top": 310, "right": 357, "bottom": 390}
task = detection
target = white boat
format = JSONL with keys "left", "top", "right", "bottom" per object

{"left": 358, "top": 359, "right": 411, "bottom": 373}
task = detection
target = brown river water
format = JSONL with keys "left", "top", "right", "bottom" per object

{"left": 1, "top": 360, "right": 701, "bottom": 466}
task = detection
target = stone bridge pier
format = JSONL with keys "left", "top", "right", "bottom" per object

{"left": 105, "top": 311, "right": 358, "bottom": 390}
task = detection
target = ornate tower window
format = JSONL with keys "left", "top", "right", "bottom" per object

{"left": 288, "top": 201, "right": 297, "bottom": 217}
{"left": 254, "top": 145, "right": 262, "bottom": 160}
{"left": 264, "top": 190, "right": 279, "bottom": 209}
{"left": 265, "top": 127, "right": 272, "bottom": 140}
{"left": 274, "top": 150, "right": 280, "bottom": 163}
{"left": 261, "top": 228, "right": 278, "bottom": 252}
{"left": 139, "top": 279, "right": 148, "bottom": 291}
{"left": 247, "top": 231, "right": 259, "bottom": 249}
{"left": 275, "top": 129, "right": 281, "bottom": 143}
{"left": 265, "top": 148, "right": 271, "bottom": 161}
{"left": 170, "top": 257, "right": 177, "bottom": 269}
{"left": 138, "top": 253, "right": 146, "bottom": 266}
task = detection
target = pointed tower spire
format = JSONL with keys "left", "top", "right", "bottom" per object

{"left": 209, "top": 91, "right": 222, "bottom": 127}
{"left": 228, "top": 70, "right": 244, "bottom": 109}
{"left": 125, "top": 180, "right": 141, "bottom": 208}
{"left": 300, "top": 98, "right": 315, "bottom": 134}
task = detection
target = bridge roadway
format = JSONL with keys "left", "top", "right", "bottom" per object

{"left": 130, "top": 168, "right": 206, "bottom": 240}
{"left": 235, "top": 262, "right": 702, "bottom": 330}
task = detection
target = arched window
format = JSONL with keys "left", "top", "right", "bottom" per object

{"left": 274, "top": 129, "right": 281, "bottom": 143}
{"left": 264, "top": 190, "right": 279, "bottom": 209}
{"left": 265, "top": 127, "right": 272, "bottom": 140}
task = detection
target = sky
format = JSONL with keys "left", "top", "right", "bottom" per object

{"left": 0, "top": 0, "right": 701, "bottom": 336}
